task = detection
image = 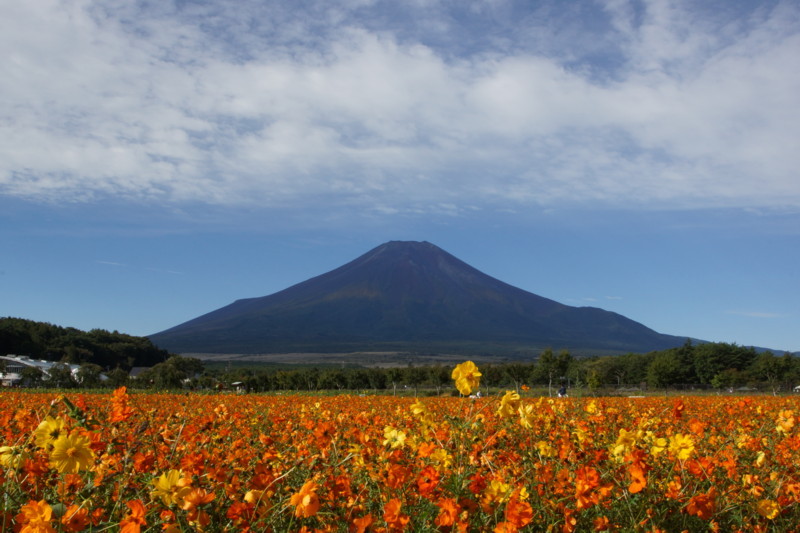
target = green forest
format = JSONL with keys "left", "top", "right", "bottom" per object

{"left": 0, "top": 317, "right": 171, "bottom": 369}
{"left": 1, "top": 317, "right": 798, "bottom": 393}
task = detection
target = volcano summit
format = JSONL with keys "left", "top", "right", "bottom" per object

{"left": 148, "top": 241, "right": 686, "bottom": 355}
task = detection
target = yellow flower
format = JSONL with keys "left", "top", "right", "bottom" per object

{"left": 612, "top": 428, "right": 638, "bottom": 458}
{"left": 411, "top": 399, "right": 429, "bottom": 418}
{"left": 668, "top": 433, "right": 695, "bottom": 461}
{"left": 151, "top": 470, "right": 192, "bottom": 506}
{"left": 430, "top": 448, "right": 453, "bottom": 468}
{"left": 776, "top": 410, "right": 794, "bottom": 434}
{"left": 451, "top": 361, "right": 481, "bottom": 396}
{"left": 33, "top": 416, "right": 66, "bottom": 449}
{"left": 649, "top": 436, "right": 668, "bottom": 457}
{"left": 536, "top": 440, "right": 557, "bottom": 458}
{"left": 497, "top": 390, "right": 521, "bottom": 418}
{"left": 383, "top": 426, "right": 406, "bottom": 449}
{"left": 518, "top": 404, "right": 536, "bottom": 429}
{"left": 49, "top": 431, "right": 94, "bottom": 474}
{"left": 0, "top": 445, "right": 26, "bottom": 469}
{"left": 756, "top": 499, "right": 780, "bottom": 519}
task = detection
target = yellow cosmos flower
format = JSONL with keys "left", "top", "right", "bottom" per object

{"left": 497, "top": 390, "right": 521, "bottom": 418}
{"left": 518, "top": 404, "right": 536, "bottom": 429}
{"left": 33, "top": 416, "right": 66, "bottom": 449}
{"left": 49, "top": 431, "right": 94, "bottom": 474}
{"left": 668, "top": 433, "right": 695, "bottom": 461}
{"left": 756, "top": 499, "right": 780, "bottom": 519}
{"left": 151, "top": 470, "right": 192, "bottom": 506}
{"left": 411, "top": 399, "right": 429, "bottom": 418}
{"left": 612, "top": 428, "right": 638, "bottom": 458}
{"left": 383, "top": 426, "right": 406, "bottom": 449}
{"left": 649, "top": 436, "right": 668, "bottom": 457}
{"left": 0, "top": 445, "right": 26, "bottom": 469}
{"left": 536, "top": 440, "right": 557, "bottom": 458}
{"left": 451, "top": 361, "right": 481, "bottom": 396}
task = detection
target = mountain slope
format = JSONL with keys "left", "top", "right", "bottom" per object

{"left": 149, "top": 241, "right": 687, "bottom": 355}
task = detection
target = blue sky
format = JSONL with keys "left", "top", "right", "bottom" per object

{"left": 1, "top": 0, "right": 798, "bottom": 353}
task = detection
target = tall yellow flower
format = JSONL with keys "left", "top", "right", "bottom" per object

{"left": 151, "top": 470, "right": 192, "bottom": 506}
{"left": 33, "top": 416, "right": 66, "bottom": 449}
{"left": 49, "top": 431, "right": 94, "bottom": 474}
{"left": 452, "top": 361, "right": 481, "bottom": 396}
{"left": 668, "top": 433, "right": 695, "bottom": 461}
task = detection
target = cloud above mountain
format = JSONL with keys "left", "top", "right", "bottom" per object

{"left": 2, "top": 0, "right": 798, "bottom": 214}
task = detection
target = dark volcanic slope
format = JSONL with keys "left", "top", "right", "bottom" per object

{"left": 149, "top": 241, "right": 686, "bottom": 354}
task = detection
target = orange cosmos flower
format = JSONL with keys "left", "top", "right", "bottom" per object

{"left": 290, "top": 480, "right": 320, "bottom": 518}
{"left": 181, "top": 488, "right": 215, "bottom": 511}
{"left": 686, "top": 487, "right": 717, "bottom": 520}
{"left": 434, "top": 498, "right": 460, "bottom": 527}
{"left": 494, "top": 522, "right": 518, "bottom": 533}
{"left": 384, "top": 498, "right": 410, "bottom": 531}
{"left": 15, "top": 500, "right": 55, "bottom": 533}
{"left": 119, "top": 500, "right": 146, "bottom": 533}
{"left": 451, "top": 361, "right": 481, "bottom": 396}
{"left": 416, "top": 465, "right": 441, "bottom": 496}
{"left": 61, "top": 504, "right": 90, "bottom": 532}
{"left": 350, "top": 514, "right": 374, "bottom": 533}
{"left": 110, "top": 386, "right": 134, "bottom": 423}
{"left": 504, "top": 495, "right": 533, "bottom": 528}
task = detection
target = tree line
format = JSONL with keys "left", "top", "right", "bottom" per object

{"left": 128, "top": 341, "right": 797, "bottom": 394}
{"left": 0, "top": 317, "right": 171, "bottom": 369}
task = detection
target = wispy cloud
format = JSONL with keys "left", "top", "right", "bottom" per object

{"left": 726, "top": 310, "right": 785, "bottom": 319}
{"left": 2, "top": 0, "right": 798, "bottom": 215}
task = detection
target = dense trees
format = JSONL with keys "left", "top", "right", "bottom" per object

{"left": 0, "top": 317, "right": 171, "bottom": 369}
{"left": 198, "top": 342, "right": 797, "bottom": 394}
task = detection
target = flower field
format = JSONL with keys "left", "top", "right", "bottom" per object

{"left": 1, "top": 363, "right": 799, "bottom": 532}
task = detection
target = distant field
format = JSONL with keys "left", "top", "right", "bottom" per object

{"left": 185, "top": 351, "right": 517, "bottom": 368}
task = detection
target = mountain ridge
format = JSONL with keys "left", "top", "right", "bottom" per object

{"left": 148, "top": 240, "right": 689, "bottom": 355}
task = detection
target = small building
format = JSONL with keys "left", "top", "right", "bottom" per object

{"left": 0, "top": 354, "right": 81, "bottom": 387}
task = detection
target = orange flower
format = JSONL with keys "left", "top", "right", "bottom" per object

{"left": 686, "top": 487, "right": 717, "bottom": 520}
{"left": 15, "top": 500, "right": 55, "bottom": 533}
{"left": 350, "top": 514, "right": 374, "bottom": 533}
{"left": 119, "top": 500, "right": 147, "bottom": 533}
{"left": 61, "top": 504, "right": 90, "bottom": 532}
{"left": 290, "top": 480, "right": 320, "bottom": 518}
{"left": 181, "top": 488, "right": 215, "bottom": 511}
{"left": 434, "top": 498, "right": 460, "bottom": 527}
{"left": 494, "top": 522, "right": 518, "bottom": 533}
{"left": 110, "top": 386, "right": 134, "bottom": 423}
{"left": 416, "top": 465, "right": 440, "bottom": 496}
{"left": 504, "top": 495, "right": 533, "bottom": 528}
{"left": 384, "top": 498, "right": 410, "bottom": 531}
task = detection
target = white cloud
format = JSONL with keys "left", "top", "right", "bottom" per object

{"left": 726, "top": 310, "right": 785, "bottom": 319}
{"left": 1, "top": 0, "right": 798, "bottom": 213}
